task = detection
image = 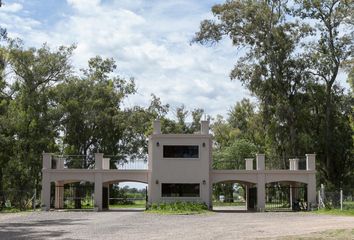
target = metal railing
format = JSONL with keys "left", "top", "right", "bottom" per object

{"left": 50, "top": 155, "right": 148, "bottom": 170}
{"left": 212, "top": 156, "right": 308, "bottom": 170}
{"left": 52, "top": 155, "right": 94, "bottom": 169}
{"left": 106, "top": 158, "right": 148, "bottom": 170}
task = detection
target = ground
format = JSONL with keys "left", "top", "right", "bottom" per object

{"left": 0, "top": 210, "right": 353, "bottom": 240}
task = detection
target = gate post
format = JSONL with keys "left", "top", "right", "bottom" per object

{"left": 41, "top": 172, "right": 51, "bottom": 211}
{"left": 257, "top": 174, "right": 265, "bottom": 211}
{"left": 55, "top": 181, "right": 64, "bottom": 209}
{"left": 307, "top": 174, "right": 316, "bottom": 210}
{"left": 94, "top": 173, "right": 103, "bottom": 211}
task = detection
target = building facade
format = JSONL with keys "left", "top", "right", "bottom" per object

{"left": 41, "top": 120, "right": 317, "bottom": 211}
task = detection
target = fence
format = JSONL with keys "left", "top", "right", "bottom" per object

{"left": 318, "top": 185, "right": 354, "bottom": 211}
{"left": 265, "top": 185, "right": 307, "bottom": 211}
{"left": 0, "top": 190, "right": 40, "bottom": 211}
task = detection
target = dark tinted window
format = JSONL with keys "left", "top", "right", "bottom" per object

{"left": 163, "top": 145, "right": 199, "bottom": 158}
{"left": 161, "top": 183, "right": 200, "bottom": 197}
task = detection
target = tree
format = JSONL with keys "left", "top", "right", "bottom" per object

{"left": 293, "top": 0, "right": 354, "bottom": 187}
{"left": 0, "top": 43, "right": 73, "bottom": 209}
{"left": 194, "top": 0, "right": 353, "bottom": 188}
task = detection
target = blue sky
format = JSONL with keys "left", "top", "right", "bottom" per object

{"left": 1, "top": 0, "right": 252, "bottom": 119}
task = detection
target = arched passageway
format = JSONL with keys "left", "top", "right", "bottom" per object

{"left": 102, "top": 181, "right": 148, "bottom": 210}
{"left": 51, "top": 180, "right": 95, "bottom": 210}
{"left": 212, "top": 180, "right": 256, "bottom": 211}
{"left": 265, "top": 181, "right": 307, "bottom": 211}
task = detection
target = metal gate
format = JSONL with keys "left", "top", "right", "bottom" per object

{"left": 265, "top": 185, "right": 307, "bottom": 211}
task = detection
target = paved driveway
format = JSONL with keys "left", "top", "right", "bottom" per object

{"left": 0, "top": 210, "right": 353, "bottom": 240}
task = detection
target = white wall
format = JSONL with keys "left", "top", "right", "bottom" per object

{"left": 148, "top": 134, "right": 212, "bottom": 206}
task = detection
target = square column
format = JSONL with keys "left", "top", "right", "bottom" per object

{"left": 306, "top": 154, "right": 316, "bottom": 171}
{"left": 307, "top": 174, "right": 316, "bottom": 210}
{"left": 245, "top": 158, "right": 253, "bottom": 170}
{"left": 94, "top": 173, "right": 103, "bottom": 211}
{"left": 41, "top": 172, "right": 51, "bottom": 211}
{"left": 42, "top": 153, "right": 52, "bottom": 169}
{"left": 256, "top": 154, "right": 265, "bottom": 170}
{"left": 95, "top": 153, "right": 103, "bottom": 170}
{"left": 256, "top": 174, "right": 265, "bottom": 211}
{"left": 55, "top": 181, "right": 64, "bottom": 209}
{"left": 245, "top": 184, "right": 249, "bottom": 210}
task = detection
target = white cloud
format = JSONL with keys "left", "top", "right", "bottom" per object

{"left": 0, "top": 2, "right": 23, "bottom": 13}
{"left": 1, "top": 0, "right": 252, "bottom": 118}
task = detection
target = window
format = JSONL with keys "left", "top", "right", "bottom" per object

{"left": 161, "top": 183, "right": 200, "bottom": 197}
{"left": 163, "top": 145, "right": 199, "bottom": 158}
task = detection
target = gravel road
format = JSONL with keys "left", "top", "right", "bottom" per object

{"left": 0, "top": 210, "right": 353, "bottom": 240}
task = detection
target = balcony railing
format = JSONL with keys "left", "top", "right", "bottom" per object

{"left": 46, "top": 154, "right": 148, "bottom": 170}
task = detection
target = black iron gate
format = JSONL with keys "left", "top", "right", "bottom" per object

{"left": 265, "top": 185, "right": 307, "bottom": 211}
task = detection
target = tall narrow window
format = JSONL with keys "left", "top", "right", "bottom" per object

{"left": 163, "top": 145, "right": 199, "bottom": 158}
{"left": 161, "top": 183, "right": 200, "bottom": 197}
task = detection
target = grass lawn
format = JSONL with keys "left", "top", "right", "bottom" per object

{"left": 315, "top": 208, "right": 354, "bottom": 216}
{"left": 109, "top": 200, "right": 146, "bottom": 209}
{"left": 212, "top": 201, "right": 245, "bottom": 207}
{"left": 268, "top": 229, "right": 354, "bottom": 240}
{"left": 145, "top": 202, "right": 210, "bottom": 215}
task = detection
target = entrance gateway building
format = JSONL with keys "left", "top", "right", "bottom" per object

{"left": 41, "top": 120, "right": 317, "bottom": 211}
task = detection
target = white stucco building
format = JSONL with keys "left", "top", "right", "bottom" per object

{"left": 41, "top": 120, "right": 317, "bottom": 211}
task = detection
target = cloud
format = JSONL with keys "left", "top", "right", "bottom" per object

{"left": 0, "top": 2, "right": 23, "bottom": 13}
{"left": 1, "top": 0, "right": 252, "bottom": 118}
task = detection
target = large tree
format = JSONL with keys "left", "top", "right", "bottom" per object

{"left": 0, "top": 42, "right": 73, "bottom": 208}
{"left": 194, "top": 0, "right": 353, "bottom": 188}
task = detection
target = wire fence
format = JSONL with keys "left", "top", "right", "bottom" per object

{"left": 0, "top": 190, "right": 40, "bottom": 211}
{"left": 318, "top": 187, "right": 354, "bottom": 211}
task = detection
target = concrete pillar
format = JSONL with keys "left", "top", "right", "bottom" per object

{"left": 42, "top": 153, "right": 52, "bottom": 169}
{"left": 306, "top": 154, "right": 316, "bottom": 171}
{"left": 153, "top": 120, "right": 161, "bottom": 134}
{"left": 201, "top": 120, "right": 209, "bottom": 134}
{"left": 256, "top": 154, "right": 265, "bottom": 171}
{"left": 289, "top": 158, "right": 299, "bottom": 170}
{"left": 245, "top": 158, "right": 254, "bottom": 170}
{"left": 293, "top": 158, "right": 299, "bottom": 170}
{"left": 245, "top": 184, "right": 249, "bottom": 210}
{"left": 57, "top": 157, "right": 64, "bottom": 170}
{"left": 41, "top": 172, "right": 51, "bottom": 211}
{"left": 102, "top": 158, "right": 110, "bottom": 170}
{"left": 289, "top": 184, "right": 293, "bottom": 209}
{"left": 289, "top": 159, "right": 294, "bottom": 170}
{"left": 257, "top": 174, "right": 265, "bottom": 211}
{"left": 307, "top": 174, "right": 316, "bottom": 210}
{"left": 94, "top": 173, "right": 103, "bottom": 211}
{"left": 55, "top": 181, "right": 64, "bottom": 209}
{"left": 95, "top": 153, "right": 104, "bottom": 170}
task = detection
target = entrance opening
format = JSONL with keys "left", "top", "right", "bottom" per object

{"left": 51, "top": 181, "right": 94, "bottom": 210}
{"left": 212, "top": 181, "right": 256, "bottom": 211}
{"left": 106, "top": 182, "right": 147, "bottom": 210}
{"left": 265, "top": 182, "right": 307, "bottom": 211}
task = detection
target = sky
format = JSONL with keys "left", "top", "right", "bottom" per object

{"left": 0, "top": 0, "right": 252, "bottom": 120}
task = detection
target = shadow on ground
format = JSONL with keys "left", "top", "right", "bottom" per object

{"left": 0, "top": 218, "right": 86, "bottom": 240}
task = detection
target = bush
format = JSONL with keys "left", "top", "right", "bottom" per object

{"left": 146, "top": 201, "right": 208, "bottom": 214}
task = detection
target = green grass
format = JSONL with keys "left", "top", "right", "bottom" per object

{"left": 212, "top": 201, "right": 245, "bottom": 207}
{"left": 0, "top": 207, "right": 40, "bottom": 213}
{"left": 109, "top": 200, "right": 146, "bottom": 209}
{"left": 315, "top": 208, "right": 354, "bottom": 216}
{"left": 265, "top": 229, "right": 354, "bottom": 240}
{"left": 145, "top": 201, "right": 209, "bottom": 215}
